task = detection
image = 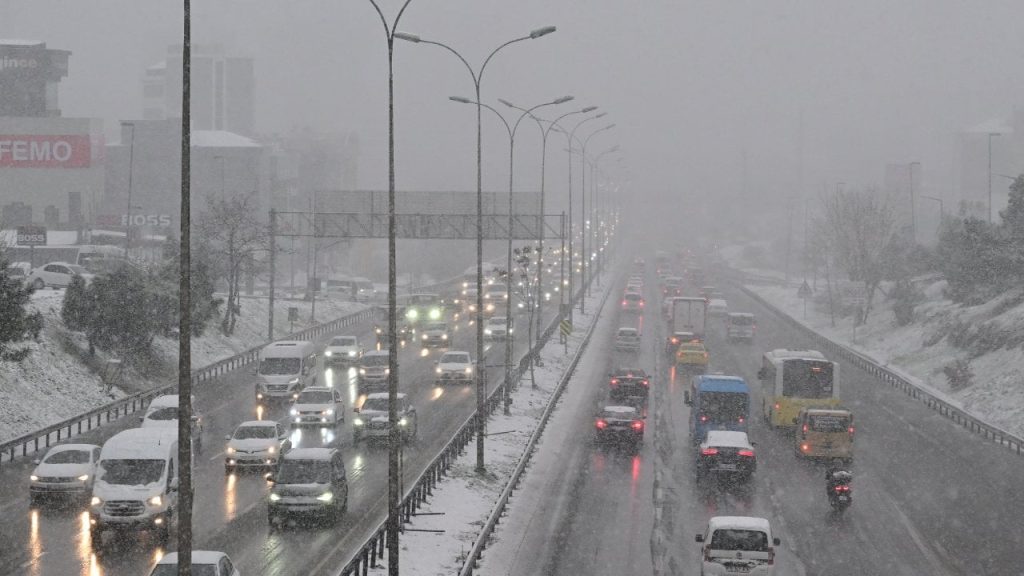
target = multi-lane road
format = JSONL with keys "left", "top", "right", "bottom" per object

{"left": 0, "top": 285, "right": 564, "bottom": 576}
{"left": 490, "top": 263, "right": 1024, "bottom": 576}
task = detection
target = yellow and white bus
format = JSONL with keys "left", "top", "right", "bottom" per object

{"left": 757, "top": 349, "right": 839, "bottom": 428}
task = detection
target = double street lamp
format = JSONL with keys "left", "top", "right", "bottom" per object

{"left": 591, "top": 145, "right": 619, "bottom": 284}
{"left": 578, "top": 123, "right": 615, "bottom": 311}
{"left": 561, "top": 112, "right": 606, "bottom": 322}
{"left": 397, "top": 25, "right": 556, "bottom": 472}
{"left": 448, "top": 94, "right": 573, "bottom": 412}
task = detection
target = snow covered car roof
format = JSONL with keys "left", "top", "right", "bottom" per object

{"left": 707, "top": 515, "right": 772, "bottom": 534}
{"left": 366, "top": 392, "right": 407, "bottom": 401}
{"left": 703, "top": 431, "right": 753, "bottom": 449}
{"left": 282, "top": 447, "right": 333, "bottom": 461}
{"left": 153, "top": 550, "right": 229, "bottom": 566}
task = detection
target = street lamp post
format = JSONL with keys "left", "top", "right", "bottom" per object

{"left": 562, "top": 113, "right": 606, "bottom": 322}
{"left": 449, "top": 95, "right": 572, "bottom": 414}
{"left": 578, "top": 123, "right": 614, "bottom": 312}
{"left": 121, "top": 121, "right": 136, "bottom": 260}
{"left": 398, "top": 25, "right": 556, "bottom": 473}
{"left": 591, "top": 145, "right": 618, "bottom": 284}
{"left": 908, "top": 161, "right": 920, "bottom": 242}
{"left": 499, "top": 103, "right": 598, "bottom": 349}
{"left": 365, "top": 2, "right": 415, "bottom": 575}
{"left": 988, "top": 132, "right": 1002, "bottom": 223}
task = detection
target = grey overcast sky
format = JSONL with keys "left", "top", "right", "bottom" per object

{"left": 4, "top": 0, "right": 1024, "bottom": 214}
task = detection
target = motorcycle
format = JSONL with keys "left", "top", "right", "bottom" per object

{"left": 826, "top": 469, "right": 853, "bottom": 512}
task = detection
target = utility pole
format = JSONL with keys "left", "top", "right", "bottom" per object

{"left": 177, "top": 2, "right": 194, "bottom": 574}
{"left": 268, "top": 209, "right": 276, "bottom": 340}
{"left": 122, "top": 121, "right": 136, "bottom": 260}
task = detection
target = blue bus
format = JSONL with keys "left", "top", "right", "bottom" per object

{"left": 685, "top": 375, "right": 750, "bottom": 443}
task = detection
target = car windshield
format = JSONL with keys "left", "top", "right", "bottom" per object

{"left": 99, "top": 459, "right": 165, "bottom": 485}
{"left": 234, "top": 425, "right": 276, "bottom": 440}
{"left": 601, "top": 408, "right": 636, "bottom": 419}
{"left": 297, "top": 390, "right": 333, "bottom": 404}
{"left": 146, "top": 407, "right": 179, "bottom": 421}
{"left": 625, "top": 293, "right": 642, "bottom": 301}
{"left": 362, "top": 398, "right": 390, "bottom": 412}
{"left": 362, "top": 355, "right": 389, "bottom": 366}
{"left": 150, "top": 564, "right": 218, "bottom": 576}
{"left": 441, "top": 353, "right": 469, "bottom": 364}
{"left": 709, "top": 529, "right": 769, "bottom": 552}
{"left": 44, "top": 449, "right": 91, "bottom": 464}
{"left": 330, "top": 337, "right": 356, "bottom": 347}
{"left": 808, "top": 413, "right": 851, "bottom": 432}
{"left": 260, "top": 357, "right": 301, "bottom": 375}
{"left": 729, "top": 316, "right": 754, "bottom": 325}
{"left": 277, "top": 459, "right": 332, "bottom": 484}
{"left": 424, "top": 323, "right": 447, "bottom": 331}
{"left": 489, "top": 318, "right": 507, "bottom": 325}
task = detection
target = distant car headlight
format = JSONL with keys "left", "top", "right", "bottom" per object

{"left": 288, "top": 377, "right": 300, "bottom": 385}
{"left": 442, "top": 334, "right": 448, "bottom": 340}
{"left": 422, "top": 333, "right": 428, "bottom": 340}
{"left": 30, "top": 475, "right": 39, "bottom": 482}
{"left": 267, "top": 446, "right": 276, "bottom": 455}
{"left": 485, "top": 329, "right": 492, "bottom": 335}
{"left": 464, "top": 367, "right": 473, "bottom": 374}
{"left": 354, "top": 418, "right": 364, "bottom": 426}
{"left": 148, "top": 495, "right": 163, "bottom": 507}
{"left": 436, "top": 367, "right": 442, "bottom": 374}
{"left": 290, "top": 408, "right": 298, "bottom": 416}
{"left": 324, "top": 409, "right": 334, "bottom": 415}
{"left": 316, "top": 491, "right": 334, "bottom": 502}
{"left": 384, "top": 368, "right": 390, "bottom": 375}
{"left": 429, "top": 308, "right": 442, "bottom": 320}
{"left": 91, "top": 496, "right": 102, "bottom": 507}
{"left": 406, "top": 309, "right": 418, "bottom": 320}
{"left": 269, "top": 493, "right": 281, "bottom": 502}
{"left": 398, "top": 418, "right": 408, "bottom": 427}
{"left": 359, "top": 368, "right": 366, "bottom": 375}
{"left": 78, "top": 474, "right": 90, "bottom": 482}
{"left": 226, "top": 446, "right": 236, "bottom": 454}
{"left": 325, "top": 351, "right": 333, "bottom": 357}
{"left": 348, "top": 350, "right": 357, "bottom": 357}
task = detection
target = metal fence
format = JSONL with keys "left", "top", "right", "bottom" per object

{"left": 732, "top": 273, "right": 1024, "bottom": 456}
{"left": 336, "top": 269, "right": 606, "bottom": 576}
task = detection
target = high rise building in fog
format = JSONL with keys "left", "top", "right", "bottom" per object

{"left": 143, "top": 44, "right": 254, "bottom": 136}
{"left": 0, "top": 40, "right": 70, "bottom": 117}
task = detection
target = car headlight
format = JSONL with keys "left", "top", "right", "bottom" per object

{"left": 316, "top": 491, "right": 334, "bottom": 502}
{"left": 348, "top": 350, "right": 357, "bottom": 357}
{"left": 30, "top": 475, "right": 39, "bottom": 482}
{"left": 269, "top": 493, "right": 281, "bottom": 502}
{"left": 324, "top": 409, "right": 334, "bottom": 415}
{"left": 385, "top": 368, "right": 390, "bottom": 375}
{"left": 78, "top": 474, "right": 90, "bottom": 482}
{"left": 288, "top": 377, "right": 300, "bottom": 385}
{"left": 325, "top": 351, "right": 333, "bottom": 357}
{"left": 399, "top": 417, "right": 408, "bottom": 427}
{"left": 267, "top": 446, "right": 276, "bottom": 455}
{"left": 429, "top": 309, "right": 441, "bottom": 320}
{"left": 442, "top": 334, "right": 448, "bottom": 340}
{"left": 227, "top": 446, "right": 236, "bottom": 454}
{"left": 436, "top": 367, "right": 442, "bottom": 374}
{"left": 465, "top": 367, "right": 473, "bottom": 374}
{"left": 148, "top": 495, "right": 163, "bottom": 507}
{"left": 485, "top": 329, "right": 492, "bottom": 335}
{"left": 354, "top": 418, "right": 364, "bottom": 426}
{"left": 406, "top": 309, "right": 418, "bottom": 320}
{"left": 290, "top": 408, "right": 298, "bottom": 416}
{"left": 422, "top": 333, "right": 428, "bottom": 340}
{"left": 91, "top": 496, "right": 102, "bottom": 507}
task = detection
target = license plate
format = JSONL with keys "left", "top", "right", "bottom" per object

{"left": 718, "top": 463, "right": 737, "bottom": 471}
{"left": 838, "top": 495, "right": 849, "bottom": 502}
{"left": 725, "top": 566, "right": 751, "bottom": 573}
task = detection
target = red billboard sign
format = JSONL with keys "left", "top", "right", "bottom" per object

{"left": 0, "top": 135, "right": 91, "bottom": 168}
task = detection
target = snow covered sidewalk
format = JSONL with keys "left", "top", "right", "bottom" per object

{"left": 362, "top": 287, "right": 611, "bottom": 576}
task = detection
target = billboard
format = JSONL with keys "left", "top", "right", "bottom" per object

{"left": 0, "top": 135, "right": 91, "bottom": 168}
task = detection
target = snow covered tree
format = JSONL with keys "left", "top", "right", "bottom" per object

{"left": 0, "top": 259, "right": 42, "bottom": 361}
{"left": 62, "top": 274, "right": 97, "bottom": 354}
{"left": 935, "top": 217, "right": 1010, "bottom": 303}
{"left": 156, "top": 237, "right": 221, "bottom": 337}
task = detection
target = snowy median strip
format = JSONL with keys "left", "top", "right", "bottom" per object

{"left": 360, "top": 284, "right": 612, "bottom": 576}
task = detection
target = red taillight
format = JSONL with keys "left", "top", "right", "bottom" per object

{"left": 738, "top": 416, "right": 745, "bottom": 424}
{"left": 800, "top": 443, "right": 810, "bottom": 452}
{"left": 703, "top": 352, "right": 708, "bottom": 359}
{"left": 641, "top": 379, "right": 649, "bottom": 387}
{"left": 700, "top": 415, "right": 708, "bottom": 423}
{"left": 738, "top": 449, "right": 755, "bottom": 457}
{"left": 802, "top": 424, "right": 808, "bottom": 434}
{"left": 595, "top": 419, "right": 608, "bottom": 429}
{"left": 631, "top": 420, "right": 644, "bottom": 431}
{"left": 622, "top": 300, "right": 627, "bottom": 306}
{"left": 701, "top": 447, "right": 718, "bottom": 456}
{"left": 610, "top": 378, "right": 618, "bottom": 386}
{"left": 834, "top": 484, "right": 850, "bottom": 492}
{"left": 774, "top": 402, "right": 781, "bottom": 410}
{"left": 639, "top": 300, "right": 645, "bottom": 307}
{"left": 671, "top": 337, "right": 679, "bottom": 344}
{"left": 848, "top": 426, "right": 855, "bottom": 435}
{"left": 768, "top": 548, "right": 775, "bottom": 566}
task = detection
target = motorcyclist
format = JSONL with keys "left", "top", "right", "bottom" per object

{"left": 825, "top": 468, "right": 853, "bottom": 501}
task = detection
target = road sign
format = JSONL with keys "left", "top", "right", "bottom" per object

{"left": 797, "top": 281, "right": 812, "bottom": 299}
{"left": 16, "top": 225, "right": 46, "bottom": 246}
{"left": 560, "top": 319, "right": 572, "bottom": 337}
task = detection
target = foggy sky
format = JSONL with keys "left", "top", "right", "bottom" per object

{"left": 4, "top": 0, "right": 1024, "bottom": 217}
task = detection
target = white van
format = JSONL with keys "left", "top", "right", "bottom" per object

{"left": 89, "top": 428, "right": 184, "bottom": 547}
{"left": 255, "top": 340, "right": 319, "bottom": 402}
{"left": 695, "top": 516, "right": 780, "bottom": 575}
{"left": 139, "top": 394, "right": 204, "bottom": 453}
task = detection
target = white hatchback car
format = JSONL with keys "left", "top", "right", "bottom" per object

{"left": 148, "top": 550, "right": 240, "bottom": 576}
{"left": 27, "top": 261, "right": 93, "bottom": 289}
{"left": 435, "top": 351, "right": 474, "bottom": 385}
{"left": 324, "top": 335, "right": 362, "bottom": 366}
{"left": 696, "top": 516, "right": 780, "bottom": 575}
{"left": 289, "top": 386, "right": 344, "bottom": 427}
{"left": 29, "top": 443, "right": 101, "bottom": 505}
{"left": 224, "top": 420, "right": 291, "bottom": 473}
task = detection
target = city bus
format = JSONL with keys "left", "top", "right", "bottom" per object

{"left": 757, "top": 349, "right": 840, "bottom": 428}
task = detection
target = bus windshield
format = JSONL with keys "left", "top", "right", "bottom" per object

{"left": 783, "top": 360, "right": 834, "bottom": 398}
{"left": 698, "top": 392, "right": 748, "bottom": 423}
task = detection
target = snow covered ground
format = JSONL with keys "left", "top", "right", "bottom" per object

{"left": 362, "top": 288, "right": 609, "bottom": 576}
{"left": 0, "top": 289, "right": 367, "bottom": 445}
{"left": 729, "top": 264, "right": 1024, "bottom": 439}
